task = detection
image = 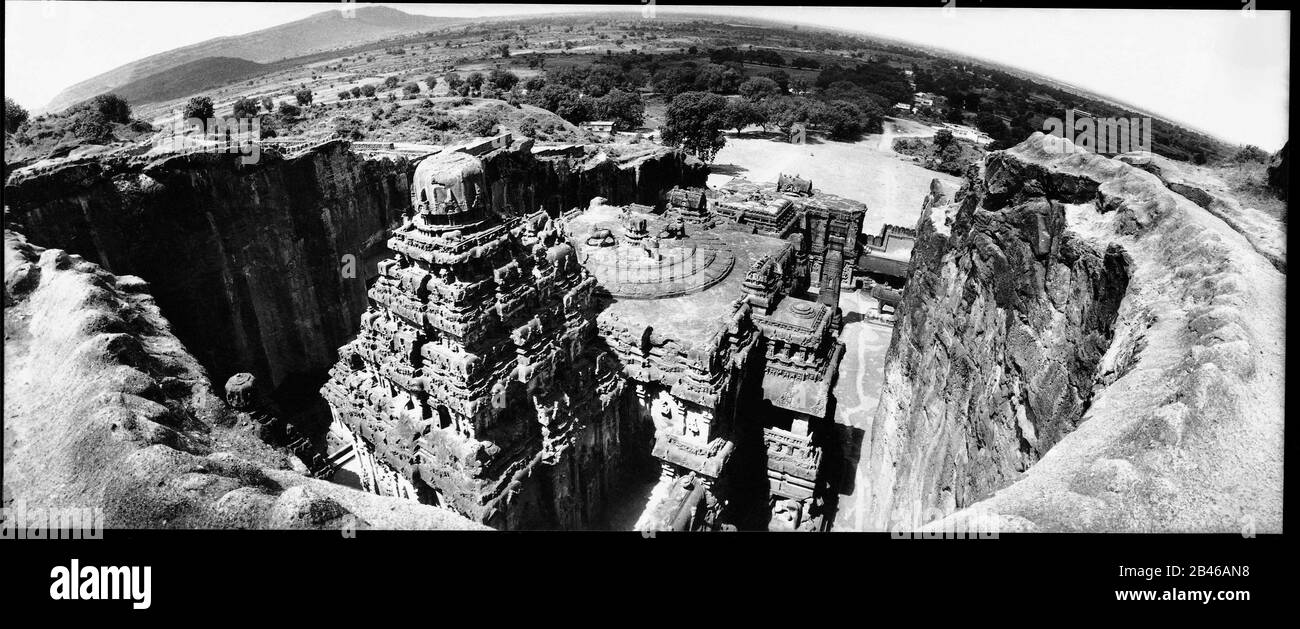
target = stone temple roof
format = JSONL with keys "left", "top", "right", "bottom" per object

{"left": 410, "top": 151, "right": 486, "bottom": 216}
{"left": 564, "top": 201, "right": 793, "bottom": 352}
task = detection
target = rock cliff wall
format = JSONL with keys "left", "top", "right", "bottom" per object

{"left": 860, "top": 133, "right": 1284, "bottom": 533}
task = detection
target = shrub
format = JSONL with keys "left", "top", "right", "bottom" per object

{"left": 466, "top": 111, "right": 499, "bottom": 136}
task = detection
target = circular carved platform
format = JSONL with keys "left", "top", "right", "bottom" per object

{"left": 579, "top": 235, "right": 736, "bottom": 299}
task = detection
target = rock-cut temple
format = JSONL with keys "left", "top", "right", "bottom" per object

{"left": 321, "top": 134, "right": 867, "bottom": 531}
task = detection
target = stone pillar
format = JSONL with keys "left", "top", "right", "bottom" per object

{"left": 818, "top": 250, "right": 844, "bottom": 308}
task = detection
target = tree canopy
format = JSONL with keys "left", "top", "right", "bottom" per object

{"left": 661, "top": 91, "right": 729, "bottom": 163}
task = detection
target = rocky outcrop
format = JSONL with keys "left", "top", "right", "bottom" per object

{"left": 860, "top": 141, "right": 1130, "bottom": 529}
{"left": 1116, "top": 151, "right": 1286, "bottom": 273}
{"left": 3, "top": 139, "right": 706, "bottom": 421}
{"left": 3, "top": 229, "right": 482, "bottom": 529}
{"left": 860, "top": 133, "right": 1284, "bottom": 533}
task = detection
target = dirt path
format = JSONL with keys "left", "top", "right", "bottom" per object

{"left": 875, "top": 116, "right": 938, "bottom": 155}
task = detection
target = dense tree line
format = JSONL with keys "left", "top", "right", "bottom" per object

{"left": 708, "top": 46, "right": 786, "bottom": 67}
{"left": 916, "top": 61, "right": 1234, "bottom": 161}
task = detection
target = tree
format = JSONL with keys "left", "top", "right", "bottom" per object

{"left": 232, "top": 97, "right": 259, "bottom": 118}
{"left": 554, "top": 94, "right": 591, "bottom": 124}
{"left": 934, "top": 128, "right": 955, "bottom": 151}
{"left": 593, "top": 89, "right": 645, "bottom": 131}
{"left": 351, "top": 86, "right": 363, "bottom": 98}
{"left": 759, "top": 69, "right": 791, "bottom": 93}
{"left": 88, "top": 93, "right": 132, "bottom": 124}
{"left": 856, "top": 97, "right": 886, "bottom": 135}
{"left": 738, "top": 76, "right": 780, "bottom": 102}
{"left": 444, "top": 72, "right": 464, "bottom": 93}
{"left": 661, "top": 91, "right": 729, "bottom": 163}
{"left": 720, "top": 98, "right": 767, "bottom": 134}
{"left": 582, "top": 66, "right": 620, "bottom": 97}
{"left": 261, "top": 96, "right": 275, "bottom": 112}
{"left": 791, "top": 56, "right": 821, "bottom": 69}
{"left": 652, "top": 66, "right": 695, "bottom": 97}
{"left": 184, "top": 96, "right": 215, "bottom": 120}
{"left": 523, "top": 76, "right": 546, "bottom": 92}
{"left": 294, "top": 89, "right": 313, "bottom": 106}
{"left": 528, "top": 84, "right": 580, "bottom": 118}
{"left": 488, "top": 68, "right": 519, "bottom": 91}
{"left": 361, "top": 84, "right": 376, "bottom": 98}
{"left": 403, "top": 82, "right": 421, "bottom": 97}
{"left": 975, "top": 111, "right": 1013, "bottom": 148}
{"left": 495, "top": 43, "right": 511, "bottom": 58}
{"left": 466, "top": 72, "right": 485, "bottom": 93}
{"left": 1233, "top": 144, "right": 1269, "bottom": 163}
{"left": 4, "top": 97, "right": 28, "bottom": 133}
{"left": 425, "top": 76, "right": 439, "bottom": 92}
{"left": 694, "top": 64, "right": 742, "bottom": 94}
{"left": 812, "top": 100, "right": 866, "bottom": 141}
{"left": 278, "top": 102, "right": 301, "bottom": 119}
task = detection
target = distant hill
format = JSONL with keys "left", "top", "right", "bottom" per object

{"left": 46, "top": 5, "right": 458, "bottom": 113}
{"left": 107, "top": 57, "right": 269, "bottom": 108}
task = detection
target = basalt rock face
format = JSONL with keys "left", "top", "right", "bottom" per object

{"left": 3, "top": 140, "right": 707, "bottom": 417}
{"left": 862, "top": 140, "right": 1130, "bottom": 528}
{"left": 5, "top": 141, "right": 411, "bottom": 409}
{"left": 862, "top": 133, "right": 1284, "bottom": 533}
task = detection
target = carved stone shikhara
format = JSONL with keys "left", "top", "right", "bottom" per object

{"left": 322, "top": 137, "right": 866, "bottom": 531}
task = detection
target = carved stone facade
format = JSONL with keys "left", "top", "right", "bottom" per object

{"left": 713, "top": 175, "right": 866, "bottom": 290}
{"left": 321, "top": 138, "right": 629, "bottom": 530}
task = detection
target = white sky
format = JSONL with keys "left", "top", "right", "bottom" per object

{"left": 3, "top": 2, "right": 1289, "bottom": 150}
